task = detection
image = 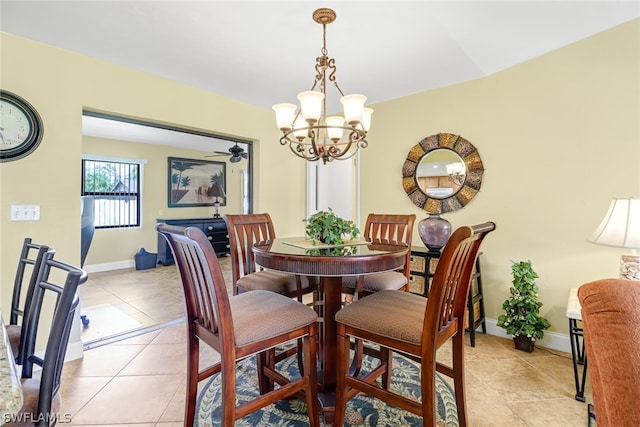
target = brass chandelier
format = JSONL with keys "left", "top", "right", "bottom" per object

{"left": 272, "top": 8, "right": 373, "bottom": 164}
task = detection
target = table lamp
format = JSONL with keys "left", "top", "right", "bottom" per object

{"left": 208, "top": 183, "right": 226, "bottom": 218}
{"left": 588, "top": 197, "right": 640, "bottom": 280}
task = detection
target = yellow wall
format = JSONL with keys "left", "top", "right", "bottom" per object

{"left": 363, "top": 19, "right": 640, "bottom": 337}
{"left": 1, "top": 19, "right": 639, "bottom": 344}
{"left": 0, "top": 32, "right": 308, "bottom": 311}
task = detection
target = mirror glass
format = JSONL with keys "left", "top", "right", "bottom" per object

{"left": 416, "top": 149, "right": 466, "bottom": 198}
{"left": 402, "top": 133, "right": 484, "bottom": 214}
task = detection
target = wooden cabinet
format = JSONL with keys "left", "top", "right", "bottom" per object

{"left": 157, "top": 217, "right": 229, "bottom": 265}
{"left": 409, "top": 246, "right": 486, "bottom": 346}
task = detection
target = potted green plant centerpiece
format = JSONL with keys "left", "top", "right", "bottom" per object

{"left": 304, "top": 208, "right": 359, "bottom": 246}
{"left": 497, "top": 260, "right": 551, "bottom": 352}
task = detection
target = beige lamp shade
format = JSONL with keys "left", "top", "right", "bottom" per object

{"left": 297, "top": 91, "right": 324, "bottom": 123}
{"left": 589, "top": 198, "right": 640, "bottom": 249}
{"left": 589, "top": 197, "right": 640, "bottom": 281}
{"left": 340, "top": 94, "right": 366, "bottom": 125}
{"left": 272, "top": 103, "right": 297, "bottom": 131}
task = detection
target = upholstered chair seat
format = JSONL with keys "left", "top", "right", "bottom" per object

{"left": 236, "top": 269, "right": 316, "bottom": 295}
{"left": 342, "top": 214, "right": 415, "bottom": 300}
{"left": 230, "top": 290, "right": 318, "bottom": 347}
{"left": 341, "top": 271, "right": 408, "bottom": 294}
{"left": 6, "top": 324, "right": 21, "bottom": 356}
{"left": 336, "top": 290, "right": 427, "bottom": 345}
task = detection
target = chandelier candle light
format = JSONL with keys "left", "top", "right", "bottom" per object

{"left": 272, "top": 8, "right": 373, "bottom": 164}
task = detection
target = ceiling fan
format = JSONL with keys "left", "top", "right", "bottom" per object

{"left": 207, "top": 143, "right": 248, "bottom": 163}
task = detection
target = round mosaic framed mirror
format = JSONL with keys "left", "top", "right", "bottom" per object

{"left": 402, "top": 133, "right": 484, "bottom": 214}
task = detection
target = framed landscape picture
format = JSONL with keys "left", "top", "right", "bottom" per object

{"left": 167, "top": 157, "right": 226, "bottom": 208}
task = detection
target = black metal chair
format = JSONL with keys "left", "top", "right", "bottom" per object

{"left": 6, "top": 252, "right": 87, "bottom": 427}
{"left": 5, "top": 237, "right": 52, "bottom": 365}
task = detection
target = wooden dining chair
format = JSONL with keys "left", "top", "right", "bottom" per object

{"left": 342, "top": 213, "right": 416, "bottom": 300}
{"left": 5, "top": 237, "right": 52, "bottom": 365}
{"left": 334, "top": 222, "right": 495, "bottom": 427}
{"left": 156, "top": 223, "right": 320, "bottom": 427}
{"left": 224, "top": 213, "right": 318, "bottom": 301}
{"left": 8, "top": 252, "right": 87, "bottom": 427}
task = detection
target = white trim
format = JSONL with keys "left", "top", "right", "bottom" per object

{"left": 483, "top": 318, "right": 571, "bottom": 353}
{"left": 83, "top": 260, "right": 135, "bottom": 273}
{"left": 81, "top": 153, "right": 148, "bottom": 164}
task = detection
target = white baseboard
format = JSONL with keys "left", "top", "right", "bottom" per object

{"left": 83, "top": 260, "right": 135, "bottom": 273}
{"left": 483, "top": 318, "right": 571, "bottom": 354}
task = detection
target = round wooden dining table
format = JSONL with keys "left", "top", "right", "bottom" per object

{"left": 252, "top": 237, "right": 408, "bottom": 420}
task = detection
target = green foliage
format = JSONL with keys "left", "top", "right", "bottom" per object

{"left": 304, "top": 208, "right": 359, "bottom": 245}
{"left": 83, "top": 162, "right": 120, "bottom": 192}
{"left": 496, "top": 260, "right": 551, "bottom": 341}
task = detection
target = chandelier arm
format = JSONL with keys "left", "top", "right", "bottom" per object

{"left": 332, "top": 79, "right": 346, "bottom": 97}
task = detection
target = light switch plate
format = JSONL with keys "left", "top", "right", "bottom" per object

{"left": 10, "top": 205, "right": 41, "bottom": 221}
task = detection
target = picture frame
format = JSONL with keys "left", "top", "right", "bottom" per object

{"left": 168, "top": 157, "right": 226, "bottom": 208}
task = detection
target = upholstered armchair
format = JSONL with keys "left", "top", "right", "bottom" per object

{"left": 578, "top": 278, "right": 640, "bottom": 427}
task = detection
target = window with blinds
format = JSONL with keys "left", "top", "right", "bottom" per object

{"left": 81, "top": 159, "right": 141, "bottom": 228}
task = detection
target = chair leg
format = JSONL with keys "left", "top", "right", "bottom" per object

{"left": 452, "top": 333, "right": 468, "bottom": 427}
{"left": 257, "top": 349, "right": 275, "bottom": 394}
{"left": 303, "top": 329, "right": 321, "bottom": 427}
{"left": 334, "top": 330, "right": 350, "bottom": 427}
{"left": 380, "top": 347, "right": 392, "bottom": 390}
{"left": 297, "top": 337, "right": 305, "bottom": 376}
{"left": 220, "top": 360, "right": 238, "bottom": 427}
{"left": 349, "top": 338, "right": 364, "bottom": 376}
{"left": 185, "top": 335, "right": 200, "bottom": 427}
{"left": 420, "top": 356, "right": 437, "bottom": 427}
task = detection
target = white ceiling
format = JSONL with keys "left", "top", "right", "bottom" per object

{"left": 2, "top": 1, "right": 638, "bottom": 151}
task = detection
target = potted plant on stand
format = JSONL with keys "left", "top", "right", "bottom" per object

{"left": 497, "top": 260, "right": 551, "bottom": 352}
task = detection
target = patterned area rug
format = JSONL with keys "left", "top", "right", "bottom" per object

{"left": 195, "top": 350, "right": 459, "bottom": 426}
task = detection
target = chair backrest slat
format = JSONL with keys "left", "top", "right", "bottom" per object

{"left": 19, "top": 253, "right": 87, "bottom": 425}
{"left": 363, "top": 214, "right": 416, "bottom": 278}
{"left": 423, "top": 222, "right": 495, "bottom": 344}
{"left": 225, "top": 214, "right": 277, "bottom": 292}
{"left": 10, "top": 238, "right": 51, "bottom": 326}
{"left": 157, "top": 223, "right": 233, "bottom": 353}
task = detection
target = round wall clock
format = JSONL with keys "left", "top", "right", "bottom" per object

{"left": 0, "top": 90, "right": 44, "bottom": 162}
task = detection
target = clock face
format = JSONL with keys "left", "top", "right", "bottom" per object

{"left": 0, "top": 90, "right": 43, "bottom": 162}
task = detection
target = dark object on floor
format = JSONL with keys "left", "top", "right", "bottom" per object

{"left": 134, "top": 248, "right": 157, "bottom": 270}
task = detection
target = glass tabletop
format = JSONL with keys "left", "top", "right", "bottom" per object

{"left": 255, "top": 237, "right": 408, "bottom": 257}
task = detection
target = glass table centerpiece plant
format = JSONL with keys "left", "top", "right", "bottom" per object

{"left": 304, "top": 208, "right": 359, "bottom": 246}
{"left": 497, "top": 260, "right": 551, "bottom": 352}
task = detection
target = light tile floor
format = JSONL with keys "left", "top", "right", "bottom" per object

{"left": 63, "top": 261, "right": 593, "bottom": 426}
